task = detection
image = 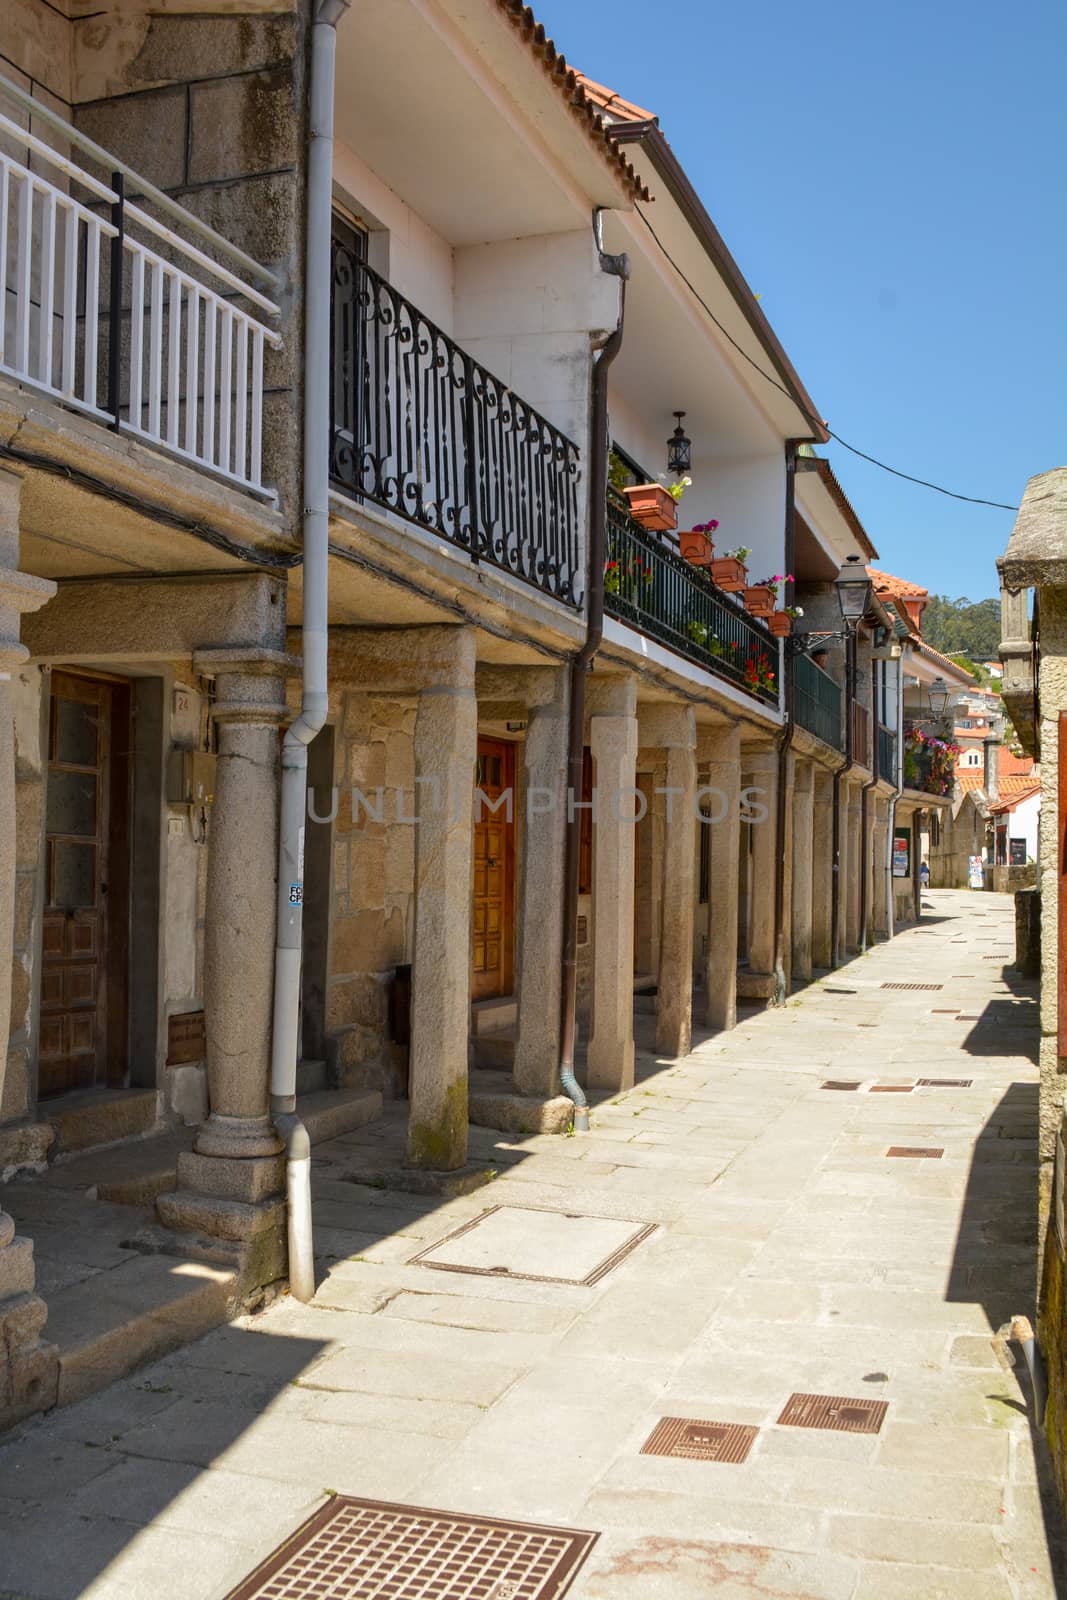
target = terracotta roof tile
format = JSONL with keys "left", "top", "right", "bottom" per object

{"left": 867, "top": 568, "right": 929, "bottom": 599}
{"left": 494, "top": 4, "right": 650, "bottom": 200}
{"left": 573, "top": 72, "right": 656, "bottom": 125}
{"left": 958, "top": 771, "right": 985, "bottom": 793}
{"left": 989, "top": 783, "right": 1041, "bottom": 814}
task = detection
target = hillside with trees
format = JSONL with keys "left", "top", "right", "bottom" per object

{"left": 921, "top": 594, "right": 1001, "bottom": 659}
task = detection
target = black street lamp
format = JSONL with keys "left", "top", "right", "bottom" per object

{"left": 666, "top": 412, "right": 691, "bottom": 477}
{"left": 928, "top": 676, "right": 950, "bottom": 719}
{"left": 835, "top": 554, "right": 874, "bottom": 625}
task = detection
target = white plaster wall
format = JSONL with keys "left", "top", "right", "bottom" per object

{"left": 1007, "top": 792, "right": 1040, "bottom": 861}
{"left": 333, "top": 138, "right": 455, "bottom": 333}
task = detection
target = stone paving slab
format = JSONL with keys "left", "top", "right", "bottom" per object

{"left": 0, "top": 890, "right": 1063, "bottom": 1599}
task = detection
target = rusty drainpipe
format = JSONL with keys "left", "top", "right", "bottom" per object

{"left": 558, "top": 227, "right": 628, "bottom": 1131}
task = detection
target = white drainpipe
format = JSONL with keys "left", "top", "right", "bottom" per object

{"left": 270, "top": 0, "right": 349, "bottom": 1304}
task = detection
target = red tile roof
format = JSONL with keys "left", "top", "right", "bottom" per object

{"left": 989, "top": 784, "right": 1041, "bottom": 814}
{"left": 867, "top": 568, "right": 929, "bottom": 600}
{"left": 958, "top": 770, "right": 1040, "bottom": 798}
{"left": 494, "top": 5, "right": 650, "bottom": 200}
{"left": 573, "top": 72, "right": 656, "bottom": 125}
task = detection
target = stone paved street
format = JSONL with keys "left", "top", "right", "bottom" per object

{"left": 1, "top": 889, "right": 1064, "bottom": 1599}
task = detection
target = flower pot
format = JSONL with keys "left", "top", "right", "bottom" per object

{"left": 743, "top": 584, "right": 775, "bottom": 617}
{"left": 709, "top": 558, "right": 747, "bottom": 592}
{"left": 767, "top": 610, "right": 792, "bottom": 637}
{"left": 678, "top": 529, "right": 714, "bottom": 566}
{"left": 623, "top": 483, "right": 677, "bottom": 533}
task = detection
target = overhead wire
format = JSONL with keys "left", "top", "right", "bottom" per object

{"left": 634, "top": 206, "right": 1020, "bottom": 513}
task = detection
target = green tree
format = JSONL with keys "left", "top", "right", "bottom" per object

{"left": 922, "top": 595, "right": 1001, "bottom": 659}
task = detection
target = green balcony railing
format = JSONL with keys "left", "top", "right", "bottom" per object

{"left": 876, "top": 722, "right": 897, "bottom": 783}
{"left": 604, "top": 499, "right": 779, "bottom": 705}
{"left": 794, "top": 653, "right": 843, "bottom": 750}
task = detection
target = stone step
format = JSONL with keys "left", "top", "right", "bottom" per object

{"left": 469, "top": 1034, "right": 515, "bottom": 1070}
{"left": 44, "top": 1253, "right": 236, "bottom": 1409}
{"left": 296, "top": 1058, "right": 330, "bottom": 1096}
{"left": 45, "top": 1088, "right": 160, "bottom": 1157}
{"left": 298, "top": 1088, "right": 383, "bottom": 1146}
{"left": 471, "top": 996, "right": 517, "bottom": 1036}
{"left": 37, "top": 1129, "right": 195, "bottom": 1207}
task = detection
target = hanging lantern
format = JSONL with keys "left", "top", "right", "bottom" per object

{"left": 666, "top": 411, "right": 691, "bottom": 477}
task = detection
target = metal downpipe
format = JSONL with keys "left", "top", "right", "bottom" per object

{"left": 269, "top": 0, "right": 348, "bottom": 1302}
{"left": 772, "top": 441, "right": 798, "bottom": 1004}
{"left": 830, "top": 632, "right": 857, "bottom": 968}
{"left": 558, "top": 240, "right": 627, "bottom": 1130}
{"left": 885, "top": 644, "right": 906, "bottom": 940}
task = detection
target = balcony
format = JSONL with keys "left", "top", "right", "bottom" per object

{"left": 850, "top": 701, "right": 870, "bottom": 768}
{"left": 603, "top": 498, "right": 779, "bottom": 706}
{"left": 0, "top": 83, "right": 280, "bottom": 499}
{"left": 876, "top": 722, "right": 897, "bottom": 783}
{"left": 793, "top": 653, "right": 843, "bottom": 750}
{"left": 329, "top": 244, "right": 582, "bottom": 609}
{"left": 902, "top": 727, "right": 956, "bottom": 797}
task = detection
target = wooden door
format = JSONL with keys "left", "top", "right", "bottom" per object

{"left": 472, "top": 737, "right": 515, "bottom": 1001}
{"left": 38, "top": 672, "right": 129, "bottom": 1098}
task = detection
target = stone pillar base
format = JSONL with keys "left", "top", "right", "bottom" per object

{"left": 156, "top": 1152, "right": 287, "bottom": 1297}
{"left": 468, "top": 1088, "right": 574, "bottom": 1137}
{"left": 194, "top": 1113, "right": 282, "bottom": 1161}
{"left": 0, "top": 1229, "right": 58, "bottom": 1430}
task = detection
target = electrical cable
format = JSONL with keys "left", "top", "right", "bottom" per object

{"left": 634, "top": 207, "right": 1019, "bottom": 513}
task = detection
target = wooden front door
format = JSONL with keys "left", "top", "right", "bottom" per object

{"left": 38, "top": 672, "right": 130, "bottom": 1098}
{"left": 472, "top": 737, "right": 515, "bottom": 1002}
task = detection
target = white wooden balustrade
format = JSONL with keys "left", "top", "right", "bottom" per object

{"left": 0, "top": 89, "right": 281, "bottom": 500}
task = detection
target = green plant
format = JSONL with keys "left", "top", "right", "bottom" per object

{"left": 722, "top": 545, "right": 751, "bottom": 563}
{"left": 665, "top": 474, "right": 692, "bottom": 502}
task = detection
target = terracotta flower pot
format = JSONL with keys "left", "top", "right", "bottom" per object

{"left": 709, "top": 558, "right": 747, "bottom": 592}
{"left": 623, "top": 483, "right": 677, "bottom": 533}
{"left": 678, "top": 529, "right": 714, "bottom": 566}
{"left": 767, "top": 610, "right": 792, "bottom": 637}
{"left": 743, "top": 584, "right": 775, "bottom": 617}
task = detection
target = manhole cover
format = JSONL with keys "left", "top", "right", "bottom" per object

{"left": 870, "top": 1084, "right": 913, "bottom": 1094}
{"left": 641, "top": 1417, "right": 759, "bottom": 1464}
{"left": 223, "top": 1497, "right": 598, "bottom": 1600}
{"left": 880, "top": 983, "right": 943, "bottom": 992}
{"left": 411, "top": 1205, "right": 655, "bottom": 1286}
{"left": 821, "top": 1080, "right": 861, "bottom": 1091}
{"left": 918, "top": 1078, "right": 972, "bottom": 1088}
{"left": 886, "top": 1146, "right": 944, "bottom": 1159}
{"left": 777, "top": 1393, "right": 888, "bottom": 1434}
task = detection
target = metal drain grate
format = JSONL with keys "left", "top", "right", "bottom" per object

{"left": 870, "top": 1084, "right": 913, "bottom": 1094}
{"left": 641, "top": 1416, "right": 759, "bottom": 1464}
{"left": 777, "top": 1393, "right": 887, "bottom": 1434}
{"left": 821, "top": 1080, "right": 861, "bottom": 1091}
{"left": 917, "top": 1078, "right": 972, "bottom": 1088}
{"left": 223, "top": 1497, "right": 599, "bottom": 1600}
{"left": 880, "top": 982, "right": 943, "bottom": 992}
{"left": 411, "top": 1205, "right": 656, "bottom": 1287}
{"left": 930, "top": 1008, "right": 960, "bottom": 1014}
{"left": 886, "top": 1146, "right": 944, "bottom": 1159}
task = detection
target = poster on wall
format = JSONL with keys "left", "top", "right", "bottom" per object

{"left": 892, "top": 831, "right": 910, "bottom": 878}
{"left": 968, "top": 854, "right": 986, "bottom": 889}
{"left": 1009, "top": 837, "right": 1027, "bottom": 866}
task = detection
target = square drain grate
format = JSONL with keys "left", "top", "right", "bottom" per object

{"left": 917, "top": 1078, "right": 972, "bottom": 1088}
{"left": 886, "top": 1146, "right": 944, "bottom": 1159}
{"left": 411, "top": 1205, "right": 656, "bottom": 1287}
{"left": 821, "top": 1080, "right": 861, "bottom": 1091}
{"left": 880, "top": 982, "right": 943, "bottom": 992}
{"left": 224, "top": 1497, "right": 599, "bottom": 1600}
{"left": 777, "top": 1393, "right": 888, "bottom": 1434}
{"left": 870, "top": 1084, "right": 913, "bottom": 1094}
{"left": 641, "top": 1416, "right": 759, "bottom": 1464}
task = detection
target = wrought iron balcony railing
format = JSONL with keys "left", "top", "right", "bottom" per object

{"left": 876, "top": 722, "right": 897, "bottom": 783}
{"left": 603, "top": 498, "right": 779, "bottom": 705}
{"left": 851, "top": 700, "right": 871, "bottom": 767}
{"left": 330, "top": 245, "right": 582, "bottom": 609}
{"left": 794, "top": 654, "right": 843, "bottom": 750}
{"left": 0, "top": 79, "right": 280, "bottom": 498}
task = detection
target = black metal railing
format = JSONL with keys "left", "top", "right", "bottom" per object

{"left": 794, "top": 654, "right": 843, "bottom": 749}
{"left": 851, "top": 701, "right": 871, "bottom": 767}
{"left": 604, "top": 499, "right": 779, "bottom": 704}
{"left": 330, "top": 247, "right": 582, "bottom": 608}
{"left": 876, "top": 722, "right": 897, "bottom": 782}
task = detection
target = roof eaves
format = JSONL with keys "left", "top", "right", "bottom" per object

{"left": 494, "top": 3, "right": 651, "bottom": 201}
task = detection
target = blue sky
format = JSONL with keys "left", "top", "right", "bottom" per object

{"left": 533, "top": 0, "right": 1066, "bottom": 601}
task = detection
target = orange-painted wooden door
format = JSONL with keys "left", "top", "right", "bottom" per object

{"left": 472, "top": 737, "right": 515, "bottom": 1001}
{"left": 38, "top": 672, "right": 129, "bottom": 1098}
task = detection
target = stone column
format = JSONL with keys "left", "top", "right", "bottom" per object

{"left": 791, "top": 760, "right": 815, "bottom": 983}
{"left": 0, "top": 468, "right": 58, "bottom": 1427}
{"left": 746, "top": 747, "right": 779, "bottom": 978}
{"left": 833, "top": 775, "right": 850, "bottom": 967}
{"left": 871, "top": 795, "right": 889, "bottom": 941}
{"left": 587, "top": 678, "right": 638, "bottom": 1091}
{"left": 846, "top": 786, "right": 863, "bottom": 953}
{"left": 408, "top": 649, "right": 477, "bottom": 1168}
{"left": 640, "top": 706, "right": 696, "bottom": 1058}
{"left": 514, "top": 673, "right": 568, "bottom": 1098}
{"left": 700, "top": 725, "right": 741, "bottom": 1030}
{"left": 191, "top": 650, "right": 290, "bottom": 1162}
{"left": 811, "top": 767, "right": 834, "bottom": 969}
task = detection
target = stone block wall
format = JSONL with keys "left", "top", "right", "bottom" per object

{"left": 325, "top": 690, "right": 416, "bottom": 1097}
{"left": 4, "top": 669, "right": 45, "bottom": 1125}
